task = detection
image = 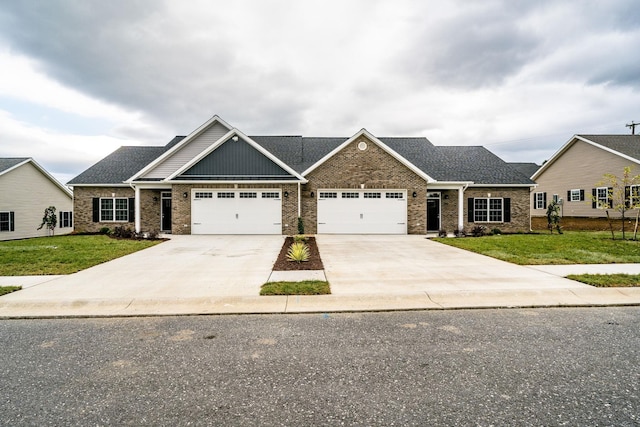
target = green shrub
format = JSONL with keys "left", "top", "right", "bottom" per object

{"left": 471, "top": 225, "right": 486, "bottom": 237}
{"left": 293, "top": 234, "right": 308, "bottom": 243}
{"left": 99, "top": 227, "right": 111, "bottom": 235}
{"left": 491, "top": 228, "right": 502, "bottom": 235}
{"left": 297, "top": 216, "right": 305, "bottom": 235}
{"left": 287, "top": 242, "right": 310, "bottom": 263}
{"left": 438, "top": 229, "right": 447, "bottom": 237}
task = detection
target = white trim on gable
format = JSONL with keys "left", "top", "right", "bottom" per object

{"left": 1, "top": 158, "right": 73, "bottom": 198}
{"left": 126, "top": 115, "right": 233, "bottom": 182}
{"left": 166, "top": 128, "right": 307, "bottom": 183}
{"left": 301, "top": 128, "right": 436, "bottom": 183}
{"left": 532, "top": 135, "right": 640, "bottom": 181}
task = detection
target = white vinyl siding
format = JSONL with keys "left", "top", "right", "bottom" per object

{"left": 142, "top": 122, "right": 230, "bottom": 179}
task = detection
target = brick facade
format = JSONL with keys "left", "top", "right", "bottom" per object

{"left": 301, "top": 135, "right": 428, "bottom": 234}
{"left": 463, "top": 187, "right": 531, "bottom": 233}
{"left": 73, "top": 186, "right": 135, "bottom": 233}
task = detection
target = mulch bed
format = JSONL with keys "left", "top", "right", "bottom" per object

{"left": 272, "top": 236, "right": 324, "bottom": 271}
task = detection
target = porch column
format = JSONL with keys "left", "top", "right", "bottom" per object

{"left": 134, "top": 186, "right": 141, "bottom": 233}
{"left": 458, "top": 186, "right": 465, "bottom": 230}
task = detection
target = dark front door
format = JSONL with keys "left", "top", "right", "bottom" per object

{"left": 427, "top": 199, "right": 440, "bottom": 231}
{"left": 161, "top": 197, "right": 172, "bottom": 232}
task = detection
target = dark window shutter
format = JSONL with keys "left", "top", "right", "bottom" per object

{"left": 580, "top": 189, "right": 585, "bottom": 201}
{"left": 70, "top": 212, "right": 73, "bottom": 228}
{"left": 59, "top": 212, "right": 63, "bottom": 227}
{"left": 503, "top": 198, "right": 511, "bottom": 222}
{"left": 9, "top": 211, "right": 14, "bottom": 231}
{"left": 468, "top": 198, "right": 474, "bottom": 223}
{"left": 128, "top": 198, "right": 135, "bottom": 223}
{"left": 567, "top": 190, "right": 571, "bottom": 202}
{"left": 608, "top": 187, "right": 613, "bottom": 208}
{"left": 592, "top": 189, "right": 597, "bottom": 209}
{"left": 543, "top": 192, "right": 547, "bottom": 208}
{"left": 92, "top": 198, "right": 100, "bottom": 222}
{"left": 625, "top": 186, "right": 631, "bottom": 208}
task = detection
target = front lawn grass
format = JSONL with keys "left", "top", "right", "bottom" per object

{"left": 260, "top": 280, "right": 331, "bottom": 296}
{"left": 0, "top": 286, "right": 21, "bottom": 296}
{"left": 0, "top": 235, "right": 162, "bottom": 275}
{"left": 567, "top": 274, "right": 640, "bottom": 287}
{"left": 433, "top": 231, "right": 640, "bottom": 265}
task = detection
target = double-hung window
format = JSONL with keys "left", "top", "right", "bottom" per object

{"left": 100, "top": 198, "right": 129, "bottom": 222}
{"left": 0, "top": 211, "right": 14, "bottom": 232}
{"left": 534, "top": 192, "right": 546, "bottom": 209}
{"left": 596, "top": 187, "right": 609, "bottom": 209}
{"left": 570, "top": 189, "right": 583, "bottom": 202}
{"left": 630, "top": 185, "right": 640, "bottom": 206}
{"left": 59, "top": 211, "right": 73, "bottom": 228}
{"left": 474, "top": 198, "right": 503, "bottom": 223}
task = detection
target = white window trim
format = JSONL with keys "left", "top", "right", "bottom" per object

{"left": 474, "top": 197, "right": 504, "bottom": 223}
{"left": 534, "top": 192, "right": 545, "bottom": 210}
{"left": 0, "top": 211, "right": 12, "bottom": 232}
{"left": 596, "top": 187, "right": 609, "bottom": 209}
{"left": 100, "top": 197, "right": 129, "bottom": 222}
{"left": 570, "top": 189, "right": 581, "bottom": 202}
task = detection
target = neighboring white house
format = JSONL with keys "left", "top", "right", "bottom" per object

{"left": 0, "top": 158, "right": 73, "bottom": 241}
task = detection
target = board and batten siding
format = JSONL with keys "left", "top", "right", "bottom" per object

{"left": 0, "top": 162, "right": 73, "bottom": 241}
{"left": 532, "top": 140, "right": 640, "bottom": 218}
{"left": 142, "top": 121, "right": 230, "bottom": 179}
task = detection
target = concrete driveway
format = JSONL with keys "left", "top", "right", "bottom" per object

{"left": 317, "top": 235, "right": 588, "bottom": 294}
{"left": 1, "top": 235, "right": 283, "bottom": 302}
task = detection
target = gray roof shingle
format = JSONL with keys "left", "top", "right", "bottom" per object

{"left": 68, "top": 133, "right": 534, "bottom": 186}
{"left": 579, "top": 135, "right": 640, "bottom": 161}
{"left": 509, "top": 162, "right": 540, "bottom": 179}
{"left": 0, "top": 158, "right": 29, "bottom": 174}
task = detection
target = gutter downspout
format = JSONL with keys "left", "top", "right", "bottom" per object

{"left": 297, "top": 182, "right": 301, "bottom": 218}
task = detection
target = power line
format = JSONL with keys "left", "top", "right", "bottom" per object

{"left": 626, "top": 121, "right": 640, "bottom": 135}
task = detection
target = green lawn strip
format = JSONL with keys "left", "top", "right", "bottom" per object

{"left": 567, "top": 274, "right": 640, "bottom": 287}
{"left": 0, "top": 286, "right": 22, "bottom": 296}
{"left": 0, "top": 235, "right": 162, "bottom": 275}
{"left": 433, "top": 231, "right": 640, "bottom": 265}
{"left": 260, "top": 280, "right": 331, "bottom": 296}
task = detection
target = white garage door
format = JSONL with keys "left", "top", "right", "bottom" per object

{"left": 317, "top": 190, "right": 407, "bottom": 234}
{"left": 191, "top": 190, "right": 282, "bottom": 234}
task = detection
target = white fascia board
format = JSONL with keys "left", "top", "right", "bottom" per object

{"left": 301, "top": 128, "right": 436, "bottom": 183}
{"left": 166, "top": 128, "right": 307, "bottom": 182}
{"left": 578, "top": 135, "right": 640, "bottom": 166}
{"left": 426, "top": 181, "right": 474, "bottom": 190}
{"left": 0, "top": 158, "right": 30, "bottom": 177}
{"left": 68, "top": 183, "right": 130, "bottom": 188}
{"left": 21, "top": 158, "right": 74, "bottom": 198}
{"left": 126, "top": 115, "right": 233, "bottom": 182}
{"left": 467, "top": 183, "right": 536, "bottom": 188}
{"left": 531, "top": 135, "right": 577, "bottom": 181}
{"left": 159, "top": 180, "right": 305, "bottom": 185}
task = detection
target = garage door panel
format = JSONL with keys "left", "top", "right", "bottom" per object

{"left": 317, "top": 190, "right": 407, "bottom": 234}
{"left": 192, "top": 190, "right": 281, "bottom": 234}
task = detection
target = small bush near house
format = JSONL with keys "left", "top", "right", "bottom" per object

{"left": 293, "top": 234, "right": 308, "bottom": 243}
{"left": 297, "top": 217, "right": 305, "bottom": 235}
{"left": 471, "top": 225, "right": 487, "bottom": 237}
{"left": 286, "top": 241, "right": 310, "bottom": 263}
{"left": 111, "top": 226, "right": 136, "bottom": 239}
{"left": 438, "top": 229, "right": 447, "bottom": 238}
{"left": 99, "top": 227, "right": 111, "bottom": 235}
{"left": 454, "top": 227, "right": 466, "bottom": 237}
{"left": 491, "top": 228, "right": 502, "bottom": 235}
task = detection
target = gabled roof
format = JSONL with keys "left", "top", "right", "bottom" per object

{"left": 532, "top": 134, "right": 640, "bottom": 180}
{"left": 1, "top": 157, "right": 73, "bottom": 197}
{"left": 301, "top": 129, "right": 437, "bottom": 182}
{"left": 509, "top": 162, "right": 540, "bottom": 179}
{"left": 67, "top": 145, "right": 171, "bottom": 185}
{"left": 67, "top": 116, "right": 534, "bottom": 187}
{"left": 0, "top": 157, "right": 30, "bottom": 175}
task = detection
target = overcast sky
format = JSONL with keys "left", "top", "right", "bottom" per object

{"left": 1, "top": 0, "right": 639, "bottom": 184}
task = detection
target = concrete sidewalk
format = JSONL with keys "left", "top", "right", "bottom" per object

{"left": 1, "top": 234, "right": 640, "bottom": 318}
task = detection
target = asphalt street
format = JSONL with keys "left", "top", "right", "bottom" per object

{"left": 2, "top": 307, "right": 639, "bottom": 426}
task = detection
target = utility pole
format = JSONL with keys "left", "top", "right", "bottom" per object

{"left": 626, "top": 121, "right": 639, "bottom": 135}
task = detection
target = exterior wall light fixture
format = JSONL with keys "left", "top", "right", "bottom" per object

{"left": 183, "top": 192, "right": 188, "bottom": 198}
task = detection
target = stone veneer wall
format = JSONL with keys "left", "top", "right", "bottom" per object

{"left": 169, "top": 183, "right": 298, "bottom": 235}
{"left": 139, "top": 189, "right": 165, "bottom": 233}
{"left": 463, "top": 187, "right": 531, "bottom": 233}
{"left": 73, "top": 186, "right": 135, "bottom": 233}
{"left": 438, "top": 189, "right": 458, "bottom": 232}
{"left": 301, "top": 136, "right": 428, "bottom": 234}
